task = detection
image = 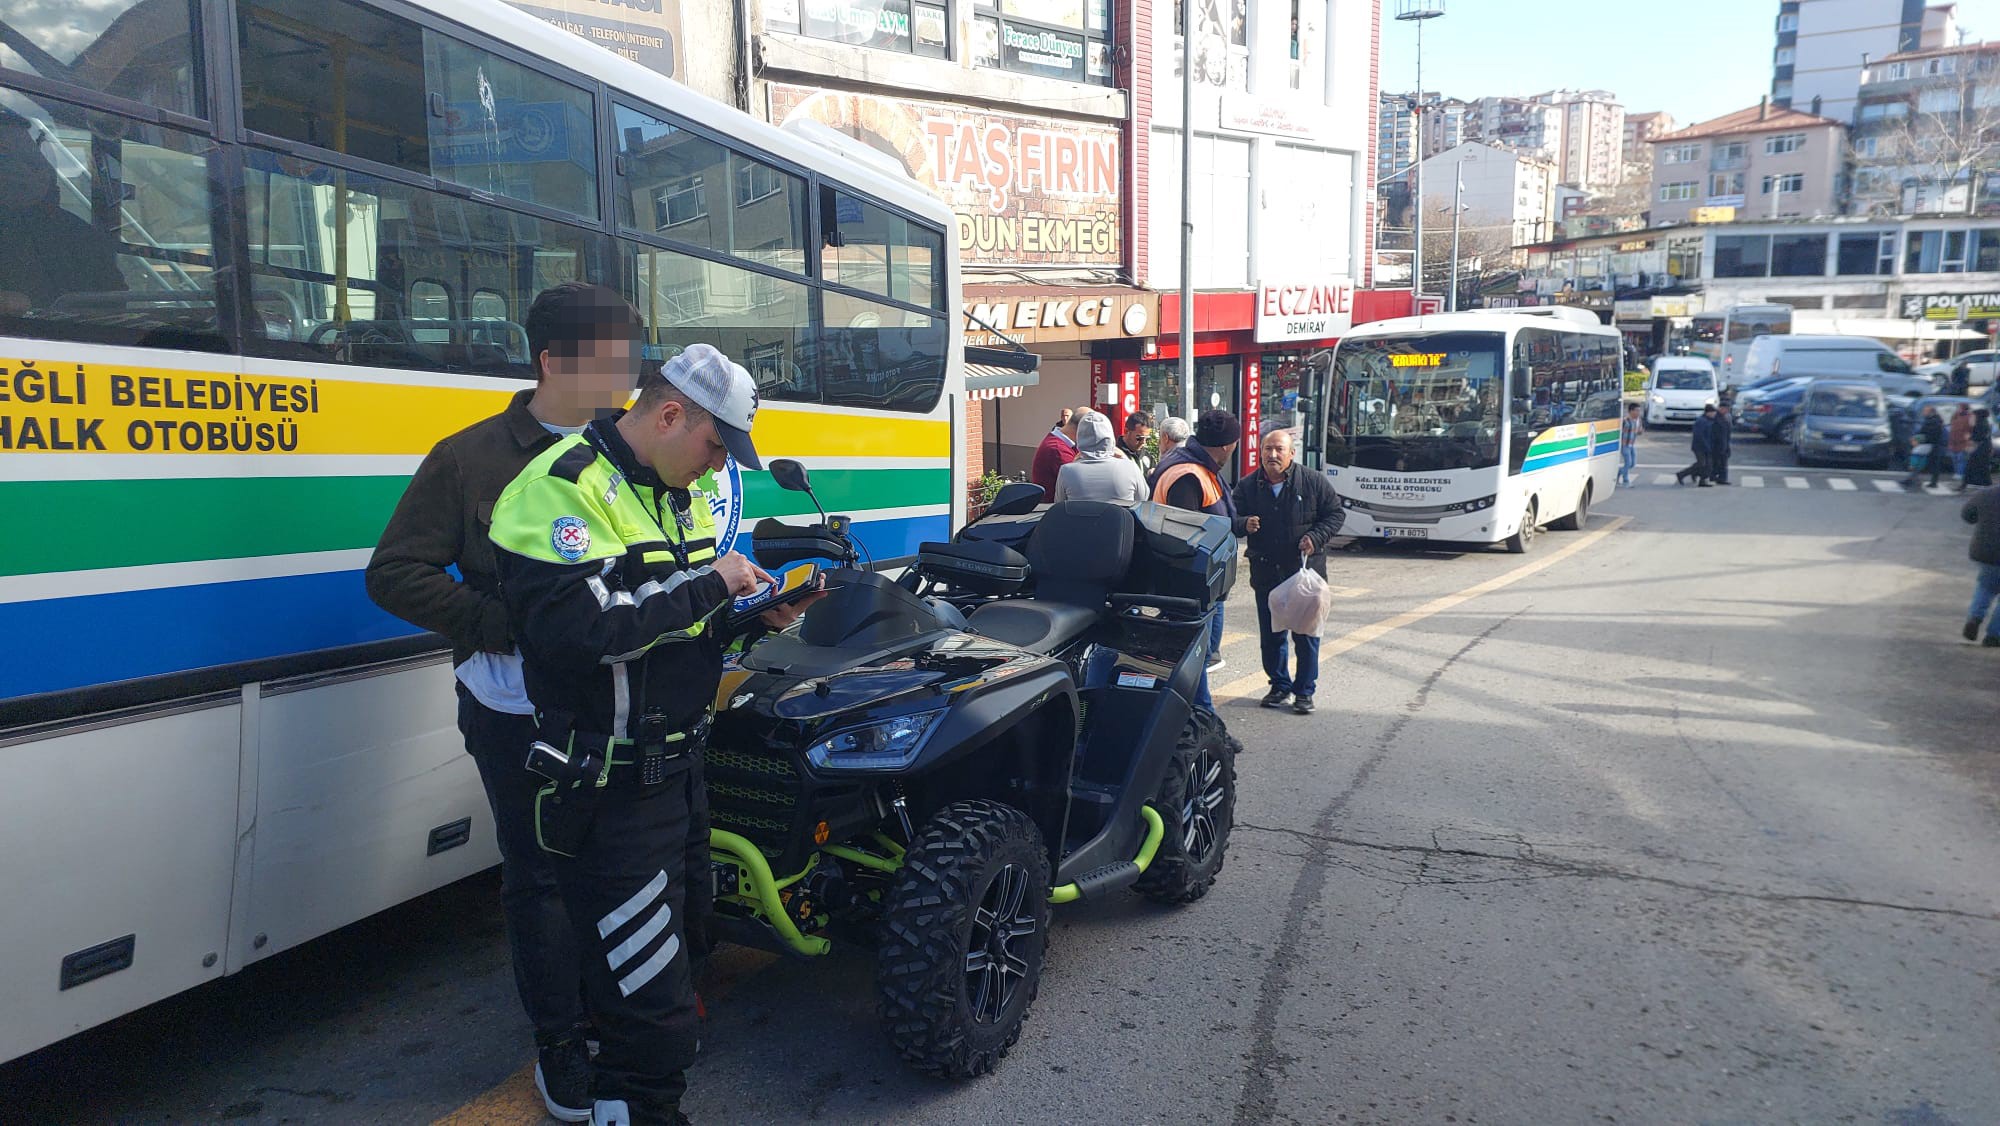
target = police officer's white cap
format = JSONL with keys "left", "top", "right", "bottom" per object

{"left": 660, "top": 343, "right": 762, "bottom": 470}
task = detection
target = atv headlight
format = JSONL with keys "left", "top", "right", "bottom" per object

{"left": 805, "top": 710, "right": 946, "bottom": 772}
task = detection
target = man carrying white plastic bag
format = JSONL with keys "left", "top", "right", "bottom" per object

{"left": 1231, "top": 430, "right": 1344, "bottom": 715}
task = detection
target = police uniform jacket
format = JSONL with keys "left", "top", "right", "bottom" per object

{"left": 489, "top": 418, "right": 733, "bottom": 742}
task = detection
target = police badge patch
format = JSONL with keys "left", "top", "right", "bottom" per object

{"left": 551, "top": 515, "right": 591, "bottom": 561}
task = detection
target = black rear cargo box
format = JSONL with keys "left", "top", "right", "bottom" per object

{"left": 1124, "top": 502, "right": 1236, "bottom": 610}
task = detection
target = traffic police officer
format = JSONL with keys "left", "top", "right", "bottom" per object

{"left": 490, "top": 342, "right": 793, "bottom": 1126}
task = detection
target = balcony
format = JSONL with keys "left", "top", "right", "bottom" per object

{"left": 1710, "top": 154, "right": 1748, "bottom": 172}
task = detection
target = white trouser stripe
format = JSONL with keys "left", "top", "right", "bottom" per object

{"left": 605, "top": 900, "right": 674, "bottom": 971}
{"left": 597, "top": 869, "right": 670, "bottom": 939}
{"left": 616, "top": 932, "right": 681, "bottom": 997}
{"left": 611, "top": 661, "right": 630, "bottom": 739}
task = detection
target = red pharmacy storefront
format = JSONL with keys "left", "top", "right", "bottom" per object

{"left": 1092, "top": 280, "right": 1412, "bottom": 480}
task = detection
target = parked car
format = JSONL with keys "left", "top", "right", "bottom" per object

{"left": 1642, "top": 357, "right": 1719, "bottom": 426}
{"left": 1738, "top": 379, "right": 1813, "bottom": 440}
{"left": 1943, "top": 350, "right": 2000, "bottom": 394}
{"left": 1740, "top": 334, "right": 1917, "bottom": 387}
{"left": 1792, "top": 379, "right": 1894, "bottom": 468}
{"left": 1734, "top": 376, "right": 1811, "bottom": 433}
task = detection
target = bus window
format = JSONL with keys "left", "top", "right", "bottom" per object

{"left": 613, "top": 104, "right": 808, "bottom": 275}
{"left": 0, "top": 95, "right": 224, "bottom": 352}
{"left": 1727, "top": 309, "right": 1789, "bottom": 342}
{"left": 817, "top": 289, "right": 947, "bottom": 412}
{"left": 238, "top": 0, "right": 599, "bottom": 221}
{"left": 822, "top": 188, "right": 946, "bottom": 312}
{"left": 242, "top": 149, "right": 587, "bottom": 375}
{"left": 0, "top": 0, "right": 202, "bottom": 117}
{"left": 623, "top": 240, "right": 816, "bottom": 402}
{"left": 470, "top": 289, "right": 508, "bottom": 320}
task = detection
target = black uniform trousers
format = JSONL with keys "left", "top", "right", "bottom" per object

{"left": 546, "top": 756, "right": 710, "bottom": 1123}
{"left": 457, "top": 688, "right": 588, "bottom": 1042}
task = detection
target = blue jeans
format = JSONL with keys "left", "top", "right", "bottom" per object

{"left": 1193, "top": 607, "right": 1224, "bottom": 711}
{"left": 1254, "top": 586, "right": 1320, "bottom": 697}
{"left": 1619, "top": 444, "right": 1637, "bottom": 485}
{"left": 1954, "top": 451, "right": 1970, "bottom": 478}
{"left": 1970, "top": 562, "right": 2000, "bottom": 627}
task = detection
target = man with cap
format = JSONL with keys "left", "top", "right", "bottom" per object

{"left": 490, "top": 342, "right": 805, "bottom": 1126}
{"left": 1152, "top": 408, "right": 1251, "bottom": 710}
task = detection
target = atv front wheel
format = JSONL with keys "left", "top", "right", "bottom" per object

{"left": 1135, "top": 710, "right": 1238, "bottom": 905}
{"left": 876, "top": 800, "right": 1050, "bottom": 1077}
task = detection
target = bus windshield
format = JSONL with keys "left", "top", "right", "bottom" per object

{"left": 1728, "top": 308, "right": 1791, "bottom": 342}
{"left": 1691, "top": 316, "right": 1724, "bottom": 345}
{"left": 1328, "top": 332, "right": 1505, "bottom": 472}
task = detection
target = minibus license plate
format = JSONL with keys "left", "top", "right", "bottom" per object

{"left": 1383, "top": 527, "right": 1429, "bottom": 540}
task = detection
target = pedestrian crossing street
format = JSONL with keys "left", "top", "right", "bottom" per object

{"left": 1644, "top": 472, "right": 1951, "bottom": 494}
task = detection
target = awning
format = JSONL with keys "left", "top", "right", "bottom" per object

{"left": 965, "top": 342, "right": 1040, "bottom": 401}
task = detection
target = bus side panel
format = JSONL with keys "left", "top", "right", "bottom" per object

{"left": 0, "top": 702, "right": 242, "bottom": 1062}
{"left": 237, "top": 661, "right": 495, "bottom": 969}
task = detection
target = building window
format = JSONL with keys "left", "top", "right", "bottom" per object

{"left": 1775, "top": 46, "right": 1794, "bottom": 65}
{"left": 776, "top": 0, "right": 952, "bottom": 60}
{"left": 970, "top": 0, "right": 1112, "bottom": 85}
{"left": 1926, "top": 56, "right": 1957, "bottom": 76}
{"left": 1662, "top": 143, "right": 1702, "bottom": 164}
{"left": 1708, "top": 172, "right": 1745, "bottom": 198}
{"left": 1853, "top": 135, "right": 1879, "bottom": 157}
{"left": 1714, "top": 234, "right": 1772, "bottom": 277}
{"left": 1764, "top": 133, "right": 1806, "bottom": 154}
{"left": 652, "top": 176, "right": 707, "bottom": 229}
{"left": 1773, "top": 79, "right": 1794, "bottom": 101}
{"left": 1859, "top": 100, "right": 1910, "bottom": 121}
{"left": 1712, "top": 141, "right": 1748, "bottom": 166}
{"left": 1837, "top": 232, "right": 1896, "bottom": 275}
{"left": 1918, "top": 86, "right": 1962, "bottom": 113}
{"left": 1904, "top": 229, "right": 1999, "bottom": 273}
{"left": 1762, "top": 172, "right": 1805, "bottom": 194}
{"left": 1777, "top": 12, "right": 1798, "bottom": 32}
{"left": 1771, "top": 233, "right": 1827, "bottom": 276}
{"left": 1659, "top": 181, "right": 1697, "bottom": 202}
{"left": 1881, "top": 61, "right": 1910, "bottom": 80}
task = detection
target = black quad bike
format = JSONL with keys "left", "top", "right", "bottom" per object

{"left": 702, "top": 462, "right": 1241, "bottom": 1077}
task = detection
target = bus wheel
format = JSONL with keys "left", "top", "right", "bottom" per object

{"left": 1505, "top": 499, "right": 1537, "bottom": 554}
{"left": 1552, "top": 484, "right": 1591, "bottom": 531}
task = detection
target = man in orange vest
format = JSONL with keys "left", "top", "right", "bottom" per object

{"left": 1151, "top": 409, "right": 1250, "bottom": 712}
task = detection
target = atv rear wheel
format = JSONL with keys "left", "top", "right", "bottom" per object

{"left": 1135, "top": 710, "right": 1238, "bottom": 906}
{"left": 876, "top": 800, "right": 1050, "bottom": 1078}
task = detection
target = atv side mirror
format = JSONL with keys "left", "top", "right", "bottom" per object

{"left": 770, "top": 459, "right": 812, "bottom": 493}
{"left": 983, "top": 481, "right": 1044, "bottom": 520}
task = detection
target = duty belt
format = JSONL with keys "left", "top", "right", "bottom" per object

{"left": 561, "top": 713, "right": 712, "bottom": 791}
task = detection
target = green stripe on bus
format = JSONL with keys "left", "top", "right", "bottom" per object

{"left": 1526, "top": 434, "right": 1589, "bottom": 455}
{"left": 1, "top": 467, "right": 951, "bottom": 577}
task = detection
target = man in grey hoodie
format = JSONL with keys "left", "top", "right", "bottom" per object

{"left": 1055, "top": 410, "right": 1149, "bottom": 502}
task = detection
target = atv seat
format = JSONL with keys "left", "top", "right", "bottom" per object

{"left": 966, "top": 500, "right": 1134, "bottom": 655}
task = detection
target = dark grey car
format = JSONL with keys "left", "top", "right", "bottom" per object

{"left": 1793, "top": 379, "right": 1894, "bottom": 468}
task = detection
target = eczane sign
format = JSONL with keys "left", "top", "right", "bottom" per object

{"left": 1255, "top": 279, "right": 1355, "bottom": 343}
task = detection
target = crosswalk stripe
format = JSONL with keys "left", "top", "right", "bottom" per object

{"left": 1652, "top": 473, "right": 1677, "bottom": 486}
{"left": 1785, "top": 476, "right": 1809, "bottom": 489}
{"left": 1828, "top": 477, "right": 1858, "bottom": 491}
{"left": 1873, "top": 479, "right": 1904, "bottom": 493}
{"left": 1740, "top": 475, "right": 1764, "bottom": 488}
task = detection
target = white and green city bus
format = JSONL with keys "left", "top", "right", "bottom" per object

{"left": 1319, "top": 308, "right": 1623, "bottom": 552}
{"left": 0, "top": 0, "right": 972, "bottom": 1061}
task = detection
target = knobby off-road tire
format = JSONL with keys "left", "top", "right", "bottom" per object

{"left": 876, "top": 800, "right": 1050, "bottom": 1078}
{"left": 1135, "top": 710, "right": 1238, "bottom": 906}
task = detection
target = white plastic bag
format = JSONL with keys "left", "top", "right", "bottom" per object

{"left": 1266, "top": 561, "right": 1333, "bottom": 638}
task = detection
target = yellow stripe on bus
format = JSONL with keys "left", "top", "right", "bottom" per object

{"left": 0, "top": 360, "right": 948, "bottom": 458}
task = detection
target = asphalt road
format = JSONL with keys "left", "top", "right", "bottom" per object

{"left": 9, "top": 427, "right": 1999, "bottom": 1125}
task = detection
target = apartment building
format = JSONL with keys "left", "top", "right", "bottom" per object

{"left": 1771, "top": 0, "right": 1929, "bottom": 119}
{"left": 1413, "top": 140, "right": 1558, "bottom": 247}
{"left": 1850, "top": 32, "right": 2000, "bottom": 214}
{"left": 1649, "top": 101, "right": 1846, "bottom": 224}
{"left": 1622, "top": 110, "right": 1677, "bottom": 166}
{"left": 1468, "top": 94, "right": 1563, "bottom": 162}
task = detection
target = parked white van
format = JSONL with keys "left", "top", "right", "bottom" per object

{"left": 1739, "top": 334, "right": 1914, "bottom": 387}
{"left": 1644, "top": 357, "right": 1720, "bottom": 425}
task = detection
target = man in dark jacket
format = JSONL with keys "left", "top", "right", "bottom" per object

{"left": 1961, "top": 484, "right": 2000, "bottom": 645}
{"left": 1678, "top": 405, "right": 1716, "bottom": 486}
{"left": 1230, "top": 429, "right": 1343, "bottom": 714}
{"left": 1153, "top": 408, "right": 1248, "bottom": 710}
{"left": 1707, "top": 404, "right": 1734, "bottom": 484}
{"left": 365, "top": 282, "right": 644, "bottom": 1122}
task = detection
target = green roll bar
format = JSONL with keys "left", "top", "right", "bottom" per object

{"left": 1048, "top": 804, "right": 1165, "bottom": 906}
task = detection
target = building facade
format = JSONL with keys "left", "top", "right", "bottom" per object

{"left": 1469, "top": 94, "right": 1563, "bottom": 162}
{"left": 1414, "top": 141, "right": 1557, "bottom": 248}
{"left": 1649, "top": 102, "right": 1846, "bottom": 225}
{"left": 1378, "top": 90, "right": 1419, "bottom": 181}
{"left": 1553, "top": 90, "right": 1626, "bottom": 192}
{"left": 1622, "top": 110, "right": 1677, "bottom": 166}
{"left": 1772, "top": 0, "right": 1927, "bottom": 119}
{"left": 1850, "top": 35, "right": 2000, "bottom": 215}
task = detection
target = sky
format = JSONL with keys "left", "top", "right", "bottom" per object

{"left": 1378, "top": 0, "right": 2000, "bottom": 126}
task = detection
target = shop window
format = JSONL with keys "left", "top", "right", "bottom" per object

{"left": 1836, "top": 232, "right": 1895, "bottom": 275}
{"left": 0, "top": 93, "right": 224, "bottom": 351}
{"left": 969, "top": 0, "right": 1114, "bottom": 85}
{"left": 239, "top": 0, "right": 599, "bottom": 220}
{"left": 1904, "top": 229, "right": 1986, "bottom": 273}
{"left": 242, "top": 149, "right": 595, "bottom": 375}
{"left": 1714, "top": 234, "right": 1771, "bottom": 278}
{"left": 615, "top": 103, "right": 808, "bottom": 276}
{"left": 1770, "top": 233, "right": 1826, "bottom": 276}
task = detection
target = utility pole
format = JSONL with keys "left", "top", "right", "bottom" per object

{"left": 1396, "top": 0, "right": 1445, "bottom": 300}
{"left": 1448, "top": 155, "right": 1465, "bottom": 311}
{"left": 1179, "top": 0, "right": 1197, "bottom": 421}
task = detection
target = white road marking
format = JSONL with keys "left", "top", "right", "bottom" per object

{"left": 1652, "top": 473, "right": 1677, "bottom": 486}
{"left": 1828, "top": 477, "right": 1857, "bottom": 491}
{"left": 1740, "top": 475, "right": 1765, "bottom": 488}
{"left": 1873, "top": 479, "right": 1904, "bottom": 493}
{"left": 1785, "top": 476, "right": 1810, "bottom": 489}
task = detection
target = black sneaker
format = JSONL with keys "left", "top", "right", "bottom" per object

{"left": 536, "top": 1030, "right": 593, "bottom": 1123}
{"left": 1292, "top": 694, "right": 1316, "bottom": 714}
{"left": 1967, "top": 617, "right": 1983, "bottom": 642}
{"left": 1260, "top": 688, "right": 1291, "bottom": 709}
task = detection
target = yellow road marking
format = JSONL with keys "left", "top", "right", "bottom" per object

{"left": 1215, "top": 517, "right": 1630, "bottom": 699}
